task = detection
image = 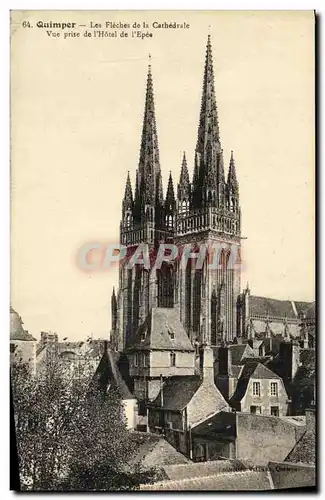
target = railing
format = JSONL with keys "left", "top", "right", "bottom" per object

{"left": 175, "top": 207, "right": 240, "bottom": 237}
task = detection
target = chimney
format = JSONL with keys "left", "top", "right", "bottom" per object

{"left": 279, "top": 341, "right": 300, "bottom": 381}
{"left": 103, "top": 340, "right": 109, "bottom": 355}
{"left": 200, "top": 346, "right": 215, "bottom": 384}
{"left": 218, "top": 346, "right": 233, "bottom": 376}
{"left": 305, "top": 408, "right": 315, "bottom": 433}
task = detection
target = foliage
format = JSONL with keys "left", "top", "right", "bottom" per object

{"left": 11, "top": 355, "right": 154, "bottom": 491}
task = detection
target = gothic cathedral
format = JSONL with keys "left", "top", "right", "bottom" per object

{"left": 111, "top": 36, "right": 242, "bottom": 351}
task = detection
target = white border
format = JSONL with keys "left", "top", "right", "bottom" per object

{"left": 1, "top": 2, "right": 322, "bottom": 499}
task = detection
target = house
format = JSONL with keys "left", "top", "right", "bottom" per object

{"left": 147, "top": 346, "right": 230, "bottom": 457}
{"left": 10, "top": 306, "right": 37, "bottom": 374}
{"left": 266, "top": 341, "right": 316, "bottom": 415}
{"left": 126, "top": 307, "right": 196, "bottom": 402}
{"left": 216, "top": 345, "right": 288, "bottom": 416}
{"left": 229, "top": 361, "right": 289, "bottom": 416}
{"left": 191, "top": 411, "right": 306, "bottom": 465}
{"left": 92, "top": 342, "right": 138, "bottom": 430}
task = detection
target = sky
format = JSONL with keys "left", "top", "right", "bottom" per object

{"left": 11, "top": 10, "right": 315, "bottom": 341}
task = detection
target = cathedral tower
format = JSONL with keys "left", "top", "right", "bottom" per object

{"left": 175, "top": 35, "right": 241, "bottom": 345}
{"left": 112, "top": 36, "right": 241, "bottom": 351}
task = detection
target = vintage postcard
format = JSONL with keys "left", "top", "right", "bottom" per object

{"left": 10, "top": 10, "right": 315, "bottom": 491}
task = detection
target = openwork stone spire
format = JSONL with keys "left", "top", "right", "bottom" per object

{"left": 134, "top": 63, "right": 162, "bottom": 218}
{"left": 178, "top": 152, "right": 191, "bottom": 201}
{"left": 227, "top": 150, "right": 239, "bottom": 194}
{"left": 193, "top": 35, "right": 222, "bottom": 207}
{"left": 165, "top": 171, "right": 176, "bottom": 211}
{"left": 122, "top": 171, "right": 133, "bottom": 211}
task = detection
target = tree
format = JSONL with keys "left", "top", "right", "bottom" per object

{"left": 11, "top": 356, "right": 155, "bottom": 491}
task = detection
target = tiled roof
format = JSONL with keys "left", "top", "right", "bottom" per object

{"left": 150, "top": 375, "right": 201, "bottom": 410}
{"left": 126, "top": 307, "right": 194, "bottom": 351}
{"left": 250, "top": 296, "right": 296, "bottom": 318}
{"left": 92, "top": 348, "right": 134, "bottom": 400}
{"left": 141, "top": 469, "right": 273, "bottom": 491}
{"left": 230, "top": 361, "right": 281, "bottom": 405}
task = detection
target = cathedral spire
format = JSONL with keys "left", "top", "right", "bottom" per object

{"left": 194, "top": 35, "right": 222, "bottom": 208}
{"left": 196, "top": 35, "right": 221, "bottom": 155}
{"left": 165, "top": 171, "right": 176, "bottom": 211}
{"left": 227, "top": 150, "right": 239, "bottom": 194}
{"left": 178, "top": 152, "right": 190, "bottom": 202}
{"left": 122, "top": 171, "right": 134, "bottom": 228}
{"left": 134, "top": 63, "right": 162, "bottom": 218}
{"left": 122, "top": 171, "right": 133, "bottom": 210}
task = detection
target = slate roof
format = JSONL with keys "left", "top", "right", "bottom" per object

{"left": 285, "top": 428, "right": 315, "bottom": 465}
{"left": 191, "top": 411, "right": 237, "bottom": 437}
{"left": 250, "top": 296, "right": 296, "bottom": 318}
{"left": 92, "top": 347, "right": 134, "bottom": 400}
{"left": 150, "top": 375, "right": 202, "bottom": 410}
{"left": 141, "top": 469, "right": 273, "bottom": 491}
{"left": 295, "top": 301, "right": 315, "bottom": 318}
{"left": 230, "top": 361, "right": 282, "bottom": 405}
{"left": 229, "top": 344, "right": 256, "bottom": 365}
{"left": 10, "top": 307, "right": 36, "bottom": 341}
{"left": 126, "top": 307, "right": 194, "bottom": 352}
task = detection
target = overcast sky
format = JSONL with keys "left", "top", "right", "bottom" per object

{"left": 11, "top": 10, "right": 315, "bottom": 340}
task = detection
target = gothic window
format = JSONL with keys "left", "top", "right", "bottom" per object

{"left": 181, "top": 200, "right": 187, "bottom": 213}
{"left": 192, "top": 270, "right": 202, "bottom": 334}
{"left": 185, "top": 261, "right": 192, "bottom": 331}
{"left": 157, "top": 264, "right": 174, "bottom": 308}
{"left": 211, "top": 289, "right": 217, "bottom": 345}
{"left": 125, "top": 212, "right": 132, "bottom": 228}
